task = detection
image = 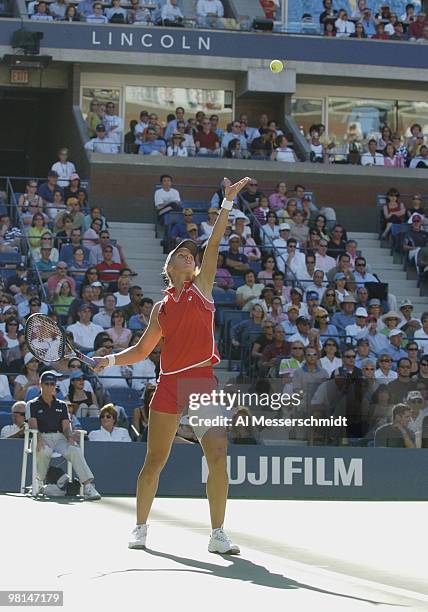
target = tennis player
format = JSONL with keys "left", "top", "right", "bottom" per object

{"left": 94, "top": 176, "right": 251, "bottom": 554}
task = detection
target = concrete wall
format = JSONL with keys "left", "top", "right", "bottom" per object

{"left": 87, "top": 154, "right": 428, "bottom": 230}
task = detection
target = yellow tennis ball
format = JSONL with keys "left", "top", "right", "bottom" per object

{"left": 270, "top": 59, "right": 284, "bottom": 73}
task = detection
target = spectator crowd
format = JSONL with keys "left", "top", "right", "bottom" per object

{"left": 84, "top": 105, "right": 428, "bottom": 171}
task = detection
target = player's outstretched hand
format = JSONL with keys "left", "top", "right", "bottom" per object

{"left": 224, "top": 176, "right": 252, "bottom": 200}
{"left": 92, "top": 356, "right": 109, "bottom": 374}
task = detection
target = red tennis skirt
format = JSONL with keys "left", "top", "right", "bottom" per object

{"left": 149, "top": 365, "right": 217, "bottom": 415}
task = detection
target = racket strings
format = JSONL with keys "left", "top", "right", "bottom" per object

{"left": 26, "top": 315, "right": 65, "bottom": 362}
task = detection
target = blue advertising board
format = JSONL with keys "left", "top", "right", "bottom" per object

{"left": 0, "top": 20, "right": 427, "bottom": 69}
{"left": 1, "top": 440, "right": 428, "bottom": 500}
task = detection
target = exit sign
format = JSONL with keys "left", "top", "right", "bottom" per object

{"left": 10, "top": 69, "right": 29, "bottom": 84}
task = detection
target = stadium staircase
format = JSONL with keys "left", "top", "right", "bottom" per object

{"left": 348, "top": 231, "right": 428, "bottom": 316}
{"left": 108, "top": 222, "right": 165, "bottom": 303}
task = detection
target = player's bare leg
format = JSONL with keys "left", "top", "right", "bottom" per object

{"left": 129, "top": 410, "right": 179, "bottom": 549}
{"left": 202, "top": 427, "right": 240, "bottom": 554}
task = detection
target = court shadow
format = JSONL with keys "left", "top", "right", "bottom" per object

{"left": 94, "top": 549, "right": 396, "bottom": 606}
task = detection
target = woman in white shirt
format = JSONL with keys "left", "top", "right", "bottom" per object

{"left": 88, "top": 404, "right": 131, "bottom": 442}
{"left": 167, "top": 133, "right": 188, "bottom": 157}
{"left": 51, "top": 148, "right": 76, "bottom": 188}
{"left": 320, "top": 338, "right": 342, "bottom": 376}
{"left": 271, "top": 135, "right": 297, "bottom": 163}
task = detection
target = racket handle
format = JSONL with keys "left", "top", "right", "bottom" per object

{"left": 75, "top": 350, "right": 97, "bottom": 368}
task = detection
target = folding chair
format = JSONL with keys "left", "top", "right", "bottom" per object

{"left": 20, "top": 425, "right": 87, "bottom": 496}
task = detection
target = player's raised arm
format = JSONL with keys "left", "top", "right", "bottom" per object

{"left": 195, "top": 176, "right": 251, "bottom": 296}
{"left": 93, "top": 302, "right": 162, "bottom": 371}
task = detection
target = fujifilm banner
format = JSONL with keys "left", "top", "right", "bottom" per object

{"left": 2, "top": 441, "right": 428, "bottom": 499}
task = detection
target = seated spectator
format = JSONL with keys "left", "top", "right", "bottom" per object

{"left": 63, "top": 3, "right": 80, "bottom": 20}
{"left": 53, "top": 280, "right": 74, "bottom": 321}
{"left": 414, "top": 311, "right": 428, "bottom": 353}
{"left": 13, "top": 353, "right": 40, "bottom": 400}
{"left": 31, "top": 1, "right": 53, "bottom": 20}
{"left": 235, "top": 270, "right": 264, "bottom": 309}
{"left": 154, "top": 174, "right": 182, "bottom": 219}
{"left": 408, "top": 11, "right": 426, "bottom": 38}
{"left": 224, "top": 235, "right": 250, "bottom": 275}
{"left": 113, "top": 275, "right": 131, "bottom": 307}
{"left": 106, "top": 0, "right": 127, "bottom": 22}
{"left": 335, "top": 9, "right": 355, "bottom": 36}
{"left": 86, "top": 2, "right": 108, "bottom": 23}
{"left": 222, "top": 120, "right": 248, "bottom": 153}
{"left": 372, "top": 22, "right": 389, "bottom": 39}
{"left": 36, "top": 246, "right": 57, "bottom": 278}
{"left": 383, "top": 143, "right": 404, "bottom": 168}
{"left": 375, "top": 353, "right": 398, "bottom": 383}
{"left": 138, "top": 126, "right": 166, "bottom": 156}
{"left": 69, "top": 247, "right": 90, "bottom": 290}
{"left": 327, "top": 224, "right": 347, "bottom": 259}
{"left": 92, "top": 293, "right": 117, "bottom": 329}
{"left": 409, "top": 145, "right": 428, "bottom": 169}
{"left": 106, "top": 308, "right": 132, "bottom": 349}
{"left": 251, "top": 129, "right": 275, "bottom": 158}
{"left": 82, "top": 218, "right": 102, "bottom": 250}
{"left": 89, "top": 230, "right": 121, "bottom": 266}
{"left": 96, "top": 245, "right": 122, "bottom": 282}
{"left": 28, "top": 213, "right": 49, "bottom": 252}
{"left": 127, "top": 0, "right": 151, "bottom": 23}
{"left": 113, "top": 284, "right": 140, "bottom": 320}
{"left": 85, "top": 124, "right": 119, "bottom": 154}
{"left": 167, "top": 132, "right": 188, "bottom": 157}
{"left": 47, "top": 262, "right": 77, "bottom": 301}
{"left": 67, "top": 303, "right": 104, "bottom": 352}
{"left": 387, "top": 358, "right": 418, "bottom": 403}
{"left": 196, "top": 0, "right": 224, "bottom": 28}
{"left": 360, "top": 139, "right": 385, "bottom": 166}
{"left": 128, "top": 297, "right": 153, "bottom": 330}
{"left": 359, "top": 7, "right": 376, "bottom": 36}
{"left": 319, "top": 338, "right": 342, "bottom": 376}
{"left": 1, "top": 401, "right": 26, "bottom": 439}
{"left": 195, "top": 118, "right": 221, "bottom": 156}
{"left": 290, "top": 210, "right": 309, "bottom": 247}
{"left": 402, "top": 214, "right": 428, "bottom": 266}
{"left": 66, "top": 370, "right": 99, "bottom": 417}
{"left": 374, "top": 403, "right": 415, "bottom": 447}
{"left": 261, "top": 324, "right": 290, "bottom": 370}
{"left": 88, "top": 404, "right": 131, "bottom": 442}
{"left": 271, "top": 135, "right": 297, "bottom": 163}
{"left": 353, "top": 256, "right": 379, "bottom": 286}
{"left": 350, "top": 22, "right": 366, "bottom": 37}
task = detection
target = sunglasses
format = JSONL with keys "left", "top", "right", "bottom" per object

{"left": 344, "top": 355, "right": 356, "bottom": 359}
{"left": 421, "top": 362, "right": 428, "bottom": 366}
{"left": 101, "top": 414, "right": 113, "bottom": 419}
{"left": 380, "top": 359, "right": 392, "bottom": 363}
{"left": 292, "top": 346, "right": 304, "bottom": 350}
{"left": 13, "top": 412, "right": 26, "bottom": 416}
{"left": 42, "top": 381, "right": 56, "bottom": 386}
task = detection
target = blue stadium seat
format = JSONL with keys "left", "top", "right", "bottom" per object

{"left": 107, "top": 387, "right": 142, "bottom": 410}
{"left": 0, "top": 252, "right": 21, "bottom": 266}
{"left": 181, "top": 200, "right": 210, "bottom": 211}
{"left": 78, "top": 417, "right": 100, "bottom": 433}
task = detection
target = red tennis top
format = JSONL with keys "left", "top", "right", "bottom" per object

{"left": 158, "top": 280, "right": 221, "bottom": 375}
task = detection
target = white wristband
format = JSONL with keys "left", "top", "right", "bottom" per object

{"left": 106, "top": 354, "right": 116, "bottom": 368}
{"left": 221, "top": 198, "right": 234, "bottom": 211}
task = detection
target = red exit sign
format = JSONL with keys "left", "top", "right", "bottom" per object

{"left": 10, "top": 69, "right": 29, "bottom": 84}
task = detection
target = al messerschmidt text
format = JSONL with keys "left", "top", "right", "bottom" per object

{"left": 189, "top": 415, "right": 348, "bottom": 428}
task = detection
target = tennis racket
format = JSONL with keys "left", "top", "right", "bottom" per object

{"left": 24, "top": 313, "right": 96, "bottom": 368}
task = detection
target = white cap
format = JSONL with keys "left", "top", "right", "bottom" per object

{"left": 279, "top": 222, "right": 291, "bottom": 231}
{"left": 389, "top": 329, "right": 404, "bottom": 338}
{"left": 355, "top": 307, "right": 368, "bottom": 317}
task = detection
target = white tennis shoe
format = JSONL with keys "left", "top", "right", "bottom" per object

{"left": 83, "top": 483, "right": 101, "bottom": 500}
{"left": 208, "top": 528, "right": 240, "bottom": 555}
{"left": 128, "top": 524, "right": 148, "bottom": 549}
